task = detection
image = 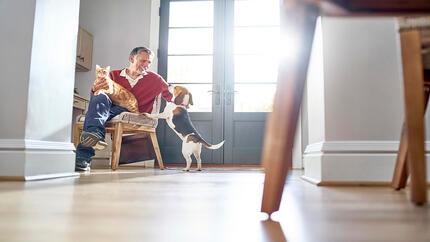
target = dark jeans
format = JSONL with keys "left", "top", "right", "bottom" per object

{"left": 75, "top": 93, "right": 128, "bottom": 161}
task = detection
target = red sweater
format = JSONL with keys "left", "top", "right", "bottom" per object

{"left": 109, "top": 69, "right": 173, "bottom": 113}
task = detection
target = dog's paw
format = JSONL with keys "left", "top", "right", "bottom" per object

{"left": 182, "top": 168, "right": 190, "bottom": 172}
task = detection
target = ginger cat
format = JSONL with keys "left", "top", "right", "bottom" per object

{"left": 94, "top": 65, "right": 139, "bottom": 113}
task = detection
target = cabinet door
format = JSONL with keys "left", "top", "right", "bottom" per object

{"left": 76, "top": 27, "right": 93, "bottom": 71}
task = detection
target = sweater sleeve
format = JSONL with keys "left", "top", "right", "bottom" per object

{"left": 162, "top": 88, "right": 173, "bottom": 102}
{"left": 157, "top": 74, "right": 173, "bottom": 102}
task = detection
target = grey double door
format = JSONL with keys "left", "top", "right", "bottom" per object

{"left": 157, "top": 0, "right": 280, "bottom": 165}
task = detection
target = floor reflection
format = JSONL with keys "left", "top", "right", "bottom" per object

{"left": 261, "top": 219, "right": 288, "bottom": 242}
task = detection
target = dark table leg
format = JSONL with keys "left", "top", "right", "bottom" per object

{"left": 261, "top": 1, "right": 319, "bottom": 215}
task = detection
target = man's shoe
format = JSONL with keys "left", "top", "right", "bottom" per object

{"left": 75, "top": 159, "right": 91, "bottom": 171}
{"left": 80, "top": 131, "right": 107, "bottom": 150}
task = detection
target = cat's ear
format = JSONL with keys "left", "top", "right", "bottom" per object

{"left": 96, "top": 64, "right": 101, "bottom": 69}
{"left": 106, "top": 66, "right": 110, "bottom": 71}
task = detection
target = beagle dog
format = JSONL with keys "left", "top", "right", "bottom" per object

{"left": 147, "top": 86, "right": 224, "bottom": 171}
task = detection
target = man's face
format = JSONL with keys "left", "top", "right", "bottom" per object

{"left": 130, "top": 51, "right": 152, "bottom": 74}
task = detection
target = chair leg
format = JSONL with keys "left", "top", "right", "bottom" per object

{"left": 392, "top": 87, "right": 430, "bottom": 190}
{"left": 110, "top": 123, "right": 123, "bottom": 170}
{"left": 149, "top": 132, "right": 165, "bottom": 170}
{"left": 74, "top": 124, "right": 83, "bottom": 148}
{"left": 392, "top": 123, "right": 409, "bottom": 189}
{"left": 400, "top": 29, "right": 427, "bottom": 205}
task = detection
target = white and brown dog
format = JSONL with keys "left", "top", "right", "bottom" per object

{"left": 147, "top": 86, "right": 224, "bottom": 171}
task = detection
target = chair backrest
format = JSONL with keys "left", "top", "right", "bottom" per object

{"left": 398, "top": 17, "right": 430, "bottom": 70}
{"left": 151, "top": 94, "right": 162, "bottom": 127}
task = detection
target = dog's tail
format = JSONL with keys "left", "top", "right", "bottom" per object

{"left": 204, "top": 140, "right": 225, "bottom": 150}
{"left": 186, "top": 134, "right": 225, "bottom": 150}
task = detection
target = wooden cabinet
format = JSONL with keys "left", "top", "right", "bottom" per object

{"left": 72, "top": 94, "right": 89, "bottom": 141}
{"left": 76, "top": 27, "right": 93, "bottom": 71}
{"left": 73, "top": 93, "right": 89, "bottom": 111}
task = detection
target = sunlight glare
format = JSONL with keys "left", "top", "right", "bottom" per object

{"left": 278, "top": 31, "right": 300, "bottom": 63}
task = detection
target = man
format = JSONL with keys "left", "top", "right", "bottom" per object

{"left": 75, "top": 46, "right": 173, "bottom": 171}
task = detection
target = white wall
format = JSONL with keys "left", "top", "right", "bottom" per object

{"left": 0, "top": 0, "right": 80, "bottom": 179}
{"left": 303, "top": 16, "right": 430, "bottom": 184}
{"left": 306, "top": 17, "right": 326, "bottom": 145}
{"left": 323, "top": 17, "right": 405, "bottom": 141}
{"left": 0, "top": 0, "right": 35, "bottom": 139}
{"left": 27, "top": 0, "right": 79, "bottom": 142}
{"left": 75, "top": 0, "right": 160, "bottom": 99}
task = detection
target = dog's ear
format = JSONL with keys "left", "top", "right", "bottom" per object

{"left": 174, "top": 93, "right": 184, "bottom": 105}
{"left": 188, "top": 92, "right": 193, "bottom": 106}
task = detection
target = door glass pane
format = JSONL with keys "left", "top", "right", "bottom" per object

{"left": 234, "top": 84, "right": 275, "bottom": 112}
{"left": 234, "top": 26, "right": 280, "bottom": 55}
{"left": 235, "top": 0, "right": 280, "bottom": 26}
{"left": 169, "top": 1, "right": 213, "bottom": 27}
{"left": 168, "top": 28, "right": 213, "bottom": 55}
{"left": 234, "top": 54, "right": 278, "bottom": 83}
{"left": 181, "top": 83, "right": 213, "bottom": 112}
{"left": 233, "top": 0, "right": 280, "bottom": 112}
{"left": 168, "top": 56, "right": 213, "bottom": 83}
{"left": 168, "top": 1, "right": 214, "bottom": 112}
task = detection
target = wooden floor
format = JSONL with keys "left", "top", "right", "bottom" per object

{"left": 0, "top": 166, "right": 429, "bottom": 242}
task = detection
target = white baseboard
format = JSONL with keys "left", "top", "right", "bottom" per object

{"left": 120, "top": 159, "right": 155, "bottom": 168}
{"left": 303, "top": 140, "right": 430, "bottom": 183}
{"left": 0, "top": 139, "right": 77, "bottom": 179}
{"left": 91, "top": 158, "right": 155, "bottom": 169}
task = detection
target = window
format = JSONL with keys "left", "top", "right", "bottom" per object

{"left": 160, "top": 0, "right": 280, "bottom": 112}
{"left": 233, "top": 0, "right": 279, "bottom": 112}
{"left": 166, "top": 1, "right": 214, "bottom": 112}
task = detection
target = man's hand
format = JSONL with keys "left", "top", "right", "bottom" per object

{"left": 92, "top": 77, "right": 109, "bottom": 93}
{"left": 143, "top": 112, "right": 155, "bottom": 118}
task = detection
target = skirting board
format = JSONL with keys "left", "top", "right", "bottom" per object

{"left": 301, "top": 175, "right": 391, "bottom": 186}
{"left": 91, "top": 158, "right": 155, "bottom": 169}
{"left": 0, "top": 139, "right": 77, "bottom": 180}
{"left": 0, "top": 172, "right": 79, "bottom": 181}
{"left": 120, "top": 159, "right": 155, "bottom": 168}
{"left": 303, "top": 141, "right": 430, "bottom": 184}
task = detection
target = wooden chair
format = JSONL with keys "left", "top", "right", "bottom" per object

{"left": 261, "top": 1, "right": 430, "bottom": 215}
{"left": 74, "top": 95, "right": 165, "bottom": 170}
{"left": 391, "top": 18, "right": 430, "bottom": 204}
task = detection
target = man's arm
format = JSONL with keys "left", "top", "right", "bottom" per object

{"left": 90, "top": 76, "right": 109, "bottom": 95}
{"left": 161, "top": 87, "right": 173, "bottom": 102}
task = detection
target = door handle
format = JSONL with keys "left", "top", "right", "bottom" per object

{"left": 208, "top": 86, "right": 221, "bottom": 105}
{"left": 224, "top": 89, "right": 238, "bottom": 106}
